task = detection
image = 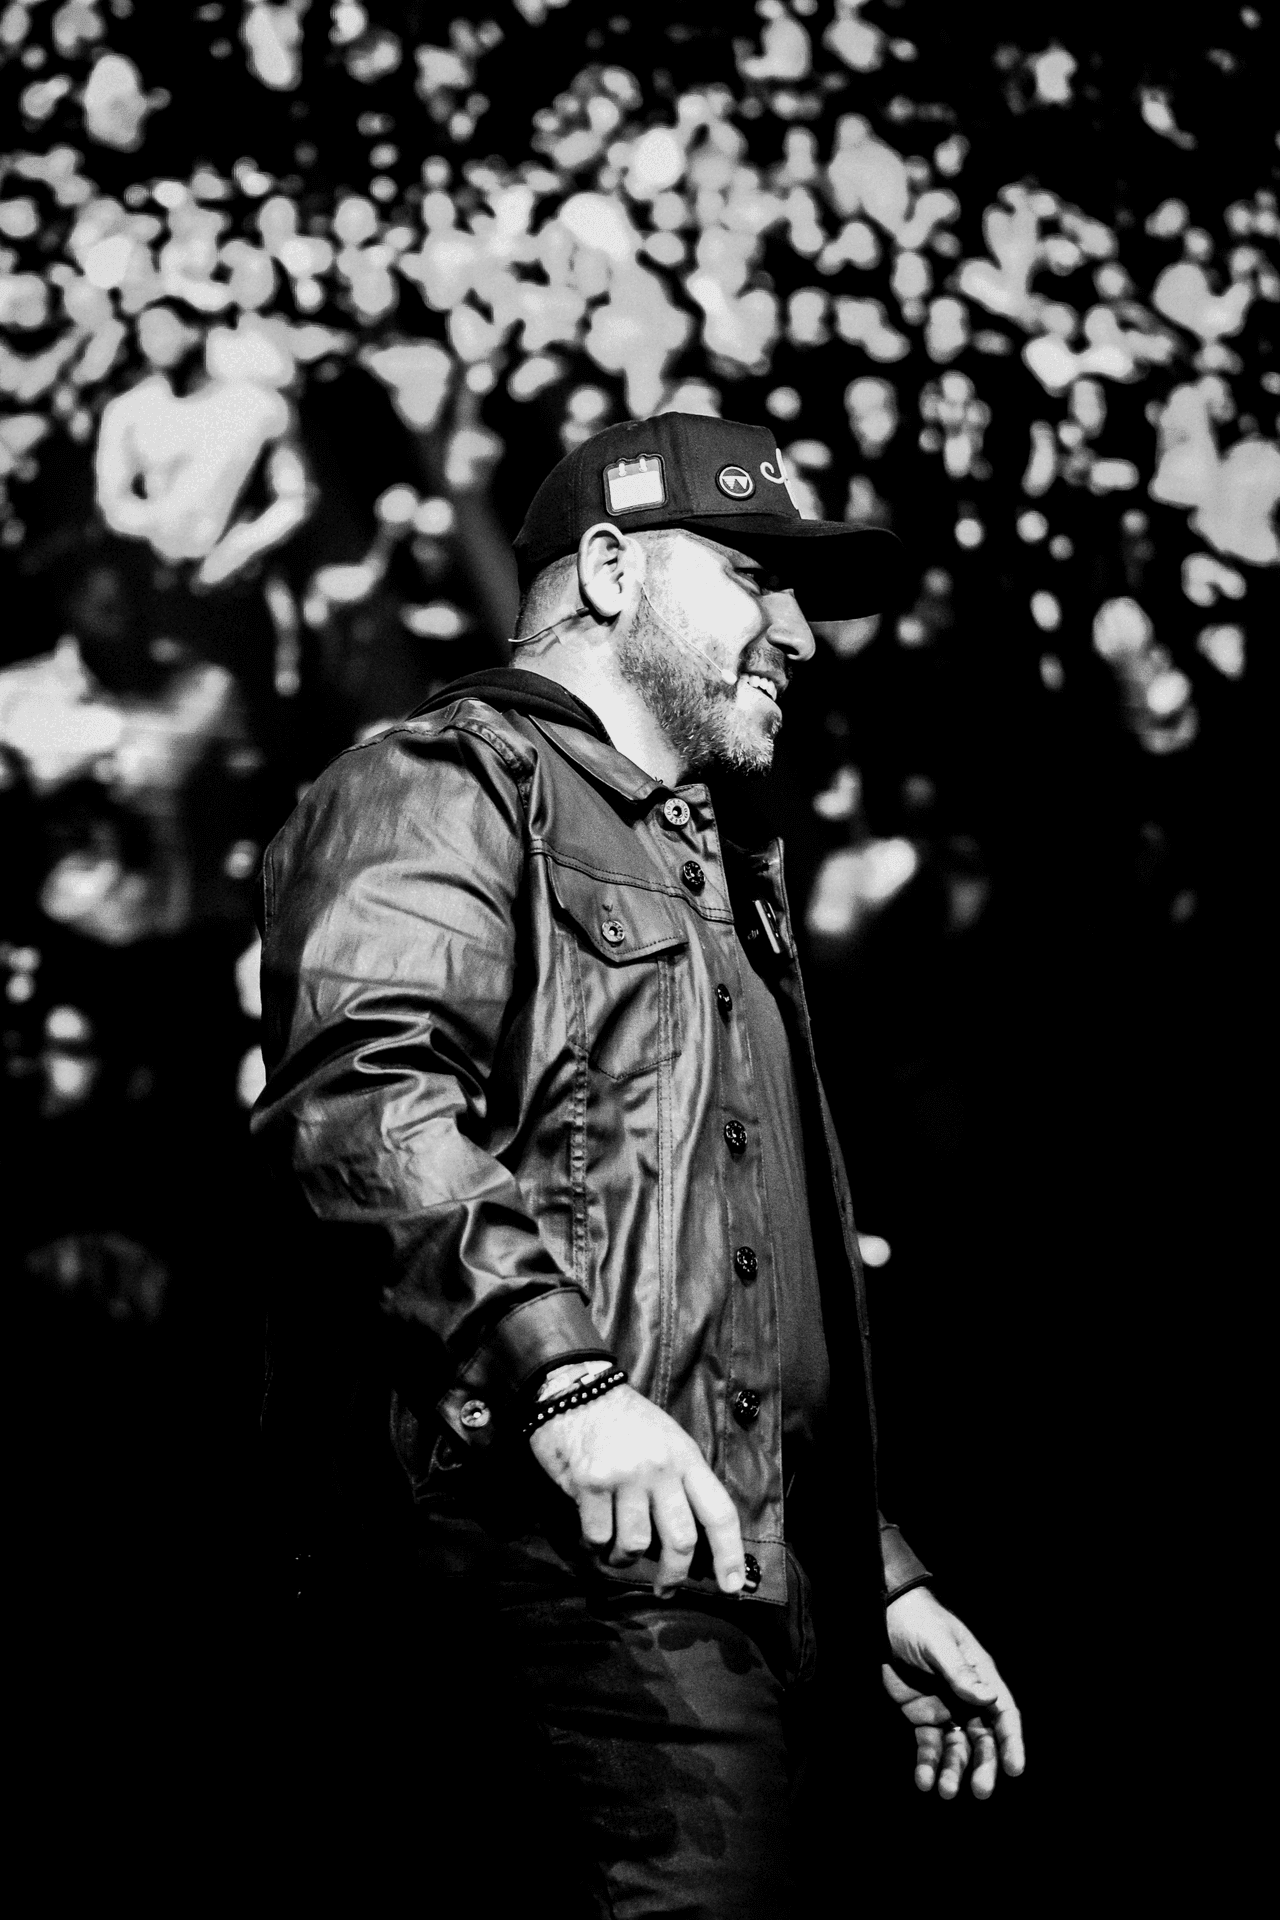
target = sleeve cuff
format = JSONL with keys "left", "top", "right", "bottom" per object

{"left": 879, "top": 1517, "right": 932, "bottom": 1604}
{"left": 460, "top": 1288, "right": 613, "bottom": 1399}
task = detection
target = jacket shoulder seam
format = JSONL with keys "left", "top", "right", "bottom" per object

{"left": 333, "top": 707, "right": 536, "bottom": 783}
{"left": 442, "top": 713, "right": 536, "bottom": 781}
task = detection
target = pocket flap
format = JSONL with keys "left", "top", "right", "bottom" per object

{"left": 548, "top": 860, "right": 688, "bottom": 963}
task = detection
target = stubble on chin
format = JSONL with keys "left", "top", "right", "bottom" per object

{"left": 693, "top": 709, "right": 775, "bottom": 779}
{"left": 616, "top": 627, "right": 775, "bottom": 780}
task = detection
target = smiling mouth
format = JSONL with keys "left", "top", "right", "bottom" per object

{"left": 740, "top": 672, "right": 780, "bottom": 704}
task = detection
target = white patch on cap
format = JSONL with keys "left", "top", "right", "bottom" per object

{"left": 604, "top": 455, "right": 667, "bottom": 515}
{"left": 716, "top": 465, "right": 755, "bottom": 499}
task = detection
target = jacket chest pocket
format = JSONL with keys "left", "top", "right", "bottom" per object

{"left": 548, "top": 859, "right": 687, "bottom": 1081}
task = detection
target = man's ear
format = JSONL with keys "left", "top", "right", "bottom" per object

{"left": 576, "top": 522, "right": 642, "bottom": 623}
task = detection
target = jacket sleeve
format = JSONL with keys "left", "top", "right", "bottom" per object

{"left": 253, "top": 720, "right": 611, "bottom": 1431}
{"left": 879, "top": 1516, "right": 932, "bottom": 1603}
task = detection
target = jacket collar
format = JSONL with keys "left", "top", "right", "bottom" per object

{"left": 526, "top": 715, "right": 667, "bottom": 808}
{"left": 407, "top": 667, "right": 610, "bottom": 741}
{"left": 417, "top": 666, "right": 783, "bottom": 849}
{"left": 409, "top": 667, "right": 665, "bottom": 809}
{"left": 532, "top": 717, "right": 785, "bottom": 871}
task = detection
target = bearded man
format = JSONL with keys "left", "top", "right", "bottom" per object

{"left": 253, "top": 414, "right": 1024, "bottom": 1914}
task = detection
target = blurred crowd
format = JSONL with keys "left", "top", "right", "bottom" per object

{"left": 1, "top": 3, "right": 1271, "bottom": 1838}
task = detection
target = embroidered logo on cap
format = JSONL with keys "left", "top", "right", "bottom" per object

{"left": 603, "top": 455, "right": 667, "bottom": 515}
{"left": 716, "top": 465, "right": 755, "bottom": 499}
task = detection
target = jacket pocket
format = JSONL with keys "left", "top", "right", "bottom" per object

{"left": 547, "top": 858, "right": 687, "bottom": 1081}
{"left": 391, "top": 1391, "right": 467, "bottom": 1500}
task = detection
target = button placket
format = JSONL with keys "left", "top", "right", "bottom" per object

{"left": 683, "top": 820, "right": 779, "bottom": 1521}
{"left": 711, "top": 913, "right": 781, "bottom": 1521}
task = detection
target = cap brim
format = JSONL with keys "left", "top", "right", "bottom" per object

{"left": 664, "top": 517, "right": 909, "bottom": 620}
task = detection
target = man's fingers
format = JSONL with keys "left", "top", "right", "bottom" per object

{"left": 947, "top": 1631, "right": 1026, "bottom": 1778}
{"left": 682, "top": 1457, "right": 745, "bottom": 1594}
{"left": 957, "top": 1647, "right": 1025, "bottom": 1778}
{"left": 913, "top": 1726, "right": 941, "bottom": 1793}
{"left": 967, "top": 1720, "right": 999, "bottom": 1800}
{"left": 889, "top": 1611, "right": 1025, "bottom": 1796}
{"left": 649, "top": 1480, "right": 699, "bottom": 1595}
{"left": 608, "top": 1485, "right": 652, "bottom": 1566}
{"left": 578, "top": 1490, "right": 614, "bottom": 1551}
{"left": 936, "top": 1723, "right": 970, "bottom": 1801}
{"left": 994, "top": 1699, "right": 1026, "bottom": 1776}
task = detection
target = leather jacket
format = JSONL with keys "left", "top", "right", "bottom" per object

{"left": 254, "top": 671, "right": 928, "bottom": 1614}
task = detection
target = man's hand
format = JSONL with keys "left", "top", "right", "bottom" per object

{"left": 528, "top": 1379, "right": 746, "bottom": 1598}
{"left": 882, "top": 1587, "right": 1025, "bottom": 1800}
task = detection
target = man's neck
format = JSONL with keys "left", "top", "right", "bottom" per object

{"left": 510, "top": 654, "right": 685, "bottom": 787}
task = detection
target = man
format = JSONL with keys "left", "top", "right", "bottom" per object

{"left": 254, "top": 414, "right": 1024, "bottom": 1912}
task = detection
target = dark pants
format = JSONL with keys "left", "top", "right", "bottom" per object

{"left": 255, "top": 1469, "right": 896, "bottom": 1911}
{"left": 416, "top": 1509, "right": 820, "bottom": 1918}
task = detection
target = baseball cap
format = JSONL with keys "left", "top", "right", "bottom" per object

{"left": 512, "top": 413, "right": 907, "bottom": 620}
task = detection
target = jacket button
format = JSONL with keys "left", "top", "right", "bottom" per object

{"left": 731, "top": 1387, "right": 761, "bottom": 1427}
{"left": 733, "top": 1245, "right": 758, "bottom": 1283}
{"left": 459, "top": 1399, "right": 491, "bottom": 1429}
{"left": 715, "top": 985, "right": 733, "bottom": 1018}
{"left": 724, "top": 1120, "right": 747, "bottom": 1157}
{"left": 680, "top": 860, "right": 705, "bottom": 893}
{"left": 742, "top": 1554, "right": 762, "bottom": 1593}
{"left": 600, "top": 919, "right": 627, "bottom": 946}
{"left": 662, "top": 797, "right": 691, "bottom": 828}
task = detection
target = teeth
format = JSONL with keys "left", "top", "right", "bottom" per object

{"left": 742, "top": 674, "right": 777, "bottom": 702}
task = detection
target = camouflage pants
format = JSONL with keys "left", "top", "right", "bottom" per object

{"left": 417, "top": 1510, "right": 820, "bottom": 1918}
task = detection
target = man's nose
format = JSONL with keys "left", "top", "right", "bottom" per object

{"left": 763, "top": 591, "right": 816, "bottom": 668}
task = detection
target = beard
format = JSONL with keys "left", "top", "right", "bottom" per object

{"left": 614, "top": 606, "right": 780, "bottom": 779}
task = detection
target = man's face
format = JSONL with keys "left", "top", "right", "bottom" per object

{"left": 615, "top": 531, "right": 815, "bottom": 778}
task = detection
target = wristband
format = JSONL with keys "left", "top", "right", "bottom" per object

{"left": 521, "top": 1353, "right": 616, "bottom": 1411}
{"left": 521, "top": 1366, "right": 627, "bottom": 1438}
{"left": 884, "top": 1573, "right": 932, "bottom": 1607}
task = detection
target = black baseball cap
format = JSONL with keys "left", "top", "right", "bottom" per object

{"left": 513, "top": 412, "right": 906, "bottom": 620}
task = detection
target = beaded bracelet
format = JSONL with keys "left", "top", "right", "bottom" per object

{"left": 521, "top": 1366, "right": 627, "bottom": 1438}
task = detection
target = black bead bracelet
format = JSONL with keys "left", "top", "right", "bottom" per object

{"left": 521, "top": 1366, "right": 627, "bottom": 1438}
